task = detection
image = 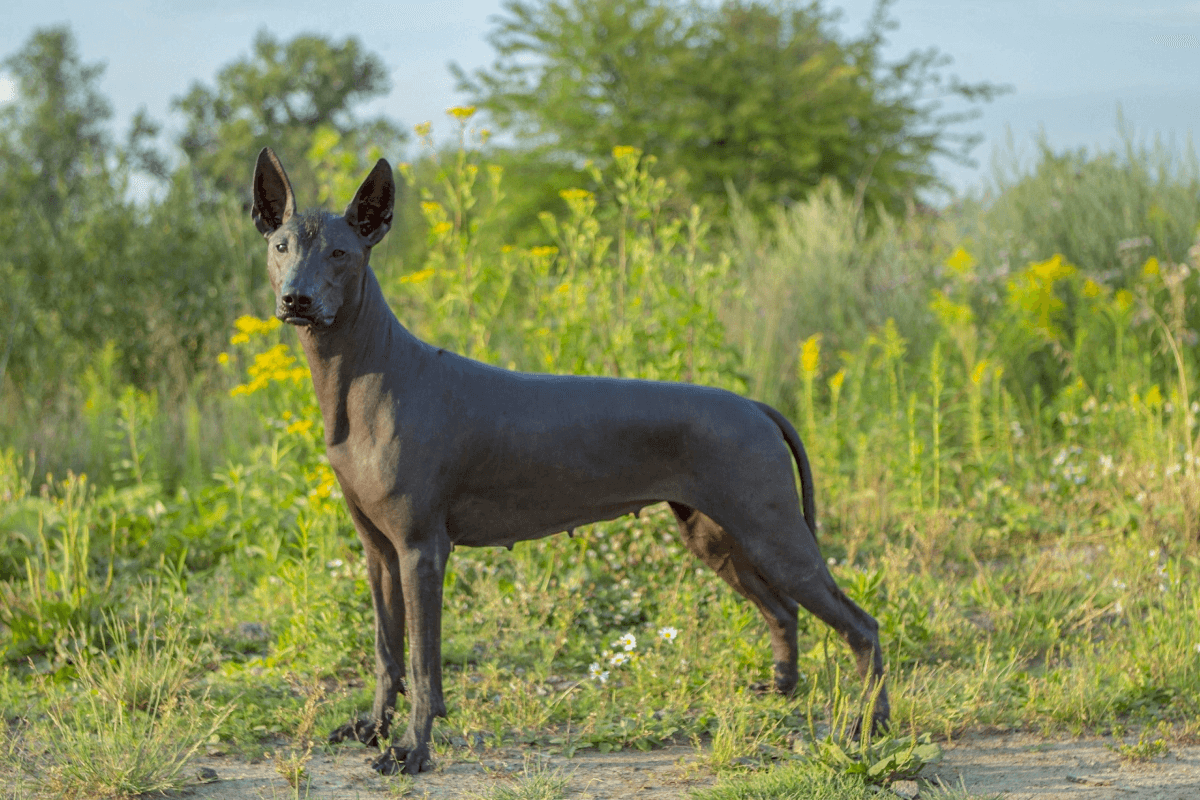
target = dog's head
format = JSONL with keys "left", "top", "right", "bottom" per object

{"left": 251, "top": 147, "right": 395, "bottom": 329}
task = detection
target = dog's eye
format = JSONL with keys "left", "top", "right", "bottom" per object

{"left": 331, "top": 249, "right": 345, "bottom": 258}
{"left": 275, "top": 241, "right": 288, "bottom": 253}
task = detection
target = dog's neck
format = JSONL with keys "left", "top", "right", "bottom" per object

{"left": 295, "top": 265, "right": 423, "bottom": 447}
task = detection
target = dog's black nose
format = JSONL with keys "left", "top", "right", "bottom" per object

{"left": 281, "top": 293, "right": 313, "bottom": 313}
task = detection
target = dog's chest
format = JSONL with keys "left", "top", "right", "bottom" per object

{"left": 325, "top": 408, "right": 404, "bottom": 508}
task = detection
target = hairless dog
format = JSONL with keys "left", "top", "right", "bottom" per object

{"left": 250, "top": 148, "right": 889, "bottom": 775}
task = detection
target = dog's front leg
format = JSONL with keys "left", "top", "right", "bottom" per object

{"left": 330, "top": 508, "right": 406, "bottom": 747}
{"left": 372, "top": 527, "right": 450, "bottom": 776}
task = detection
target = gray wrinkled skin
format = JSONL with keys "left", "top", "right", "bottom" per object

{"left": 250, "top": 147, "right": 889, "bottom": 776}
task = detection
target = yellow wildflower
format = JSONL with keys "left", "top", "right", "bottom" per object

{"left": 1142, "top": 256, "right": 1160, "bottom": 278}
{"left": 447, "top": 105, "right": 476, "bottom": 120}
{"left": 399, "top": 268, "right": 435, "bottom": 285}
{"left": 1082, "top": 278, "right": 1104, "bottom": 298}
{"left": 217, "top": 352, "right": 230, "bottom": 365}
{"left": 929, "top": 290, "right": 973, "bottom": 327}
{"left": 612, "top": 145, "right": 641, "bottom": 161}
{"left": 414, "top": 121, "right": 432, "bottom": 138}
{"left": 234, "top": 315, "right": 281, "bottom": 335}
{"left": 1115, "top": 289, "right": 1134, "bottom": 312}
{"left": 308, "top": 464, "right": 338, "bottom": 502}
{"left": 286, "top": 418, "right": 314, "bottom": 436}
{"left": 530, "top": 245, "right": 559, "bottom": 258}
{"left": 1029, "top": 253, "right": 1074, "bottom": 283}
{"left": 1145, "top": 385, "right": 1163, "bottom": 408}
{"left": 944, "top": 246, "right": 976, "bottom": 276}
{"left": 828, "top": 369, "right": 846, "bottom": 393}
{"left": 559, "top": 188, "right": 593, "bottom": 202}
{"left": 970, "top": 359, "right": 989, "bottom": 386}
{"left": 1006, "top": 254, "right": 1076, "bottom": 339}
{"left": 431, "top": 221, "right": 454, "bottom": 236}
{"left": 799, "top": 334, "right": 821, "bottom": 377}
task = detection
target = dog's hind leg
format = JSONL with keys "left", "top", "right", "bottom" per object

{"left": 728, "top": 504, "right": 890, "bottom": 731}
{"left": 329, "top": 504, "right": 407, "bottom": 746}
{"left": 669, "top": 502, "right": 801, "bottom": 694}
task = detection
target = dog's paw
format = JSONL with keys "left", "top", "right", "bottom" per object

{"left": 371, "top": 744, "right": 433, "bottom": 775}
{"left": 329, "top": 717, "right": 381, "bottom": 747}
{"left": 772, "top": 661, "right": 800, "bottom": 697}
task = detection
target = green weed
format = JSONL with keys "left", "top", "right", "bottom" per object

{"left": 20, "top": 603, "right": 231, "bottom": 799}
{"left": 475, "top": 756, "right": 570, "bottom": 800}
{"left": 1107, "top": 729, "right": 1171, "bottom": 763}
{"left": 693, "top": 766, "right": 880, "bottom": 800}
{"left": 272, "top": 682, "right": 325, "bottom": 796}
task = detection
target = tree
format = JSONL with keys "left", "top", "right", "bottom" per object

{"left": 0, "top": 27, "right": 259, "bottom": 405}
{"left": 0, "top": 26, "right": 112, "bottom": 226}
{"left": 0, "top": 26, "right": 122, "bottom": 399}
{"left": 173, "top": 30, "right": 406, "bottom": 200}
{"left": 455, "top": 0, "right": 1005, "bottom": 214}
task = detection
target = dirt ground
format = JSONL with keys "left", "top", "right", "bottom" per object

{"left": 184, "top": 731, "right": 1200, "bottom": 799}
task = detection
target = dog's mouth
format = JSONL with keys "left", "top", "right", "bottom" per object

{"left": 276, "top": 307, "right": 329, "bottom": 328}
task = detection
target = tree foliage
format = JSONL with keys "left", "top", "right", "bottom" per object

{"left": 456, "top": 0, "right": 1005, "bottom": 214}
{"left": 0, "top": 26, "right": 112, "bottom": 227}
{"left": 0, "top": 27, "right": 260, "bottom": 414}
{"left": 174, "top": 29, "right": 406, "bottom": 199}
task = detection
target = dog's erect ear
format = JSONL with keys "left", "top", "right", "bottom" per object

{"left": 252, "top": 147, "right": 296, "bottom": 236}
{"left": 344, "top": 159, "right": 395, "bottom": 247}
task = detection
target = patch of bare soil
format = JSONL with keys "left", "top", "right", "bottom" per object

{"left": 931, "top": 731, "right": 1200, "bottom": 800}
{"left": 186, "top": 742, "right": 710, "bottom": 799}
{"left": 183, "top": 733, "right": 1200, "bottom": 799}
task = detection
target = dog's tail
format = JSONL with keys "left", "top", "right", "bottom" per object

{"left": 754, "top": 401, "right": 818, "bottom": 539}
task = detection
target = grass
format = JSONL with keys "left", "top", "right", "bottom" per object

{"left": 694, "top": 767, "right": 894, "bottom": 800}
{"left": 475, "top": 757, "right": 571, "bottom": 800}
{"left": 272, "top": 681, "right": 325, "bottom": 795}
{"left": 1, "top": 599, "right": 232, "bottom": 798}
{"left": 1108, "top": 729, "right": 1171, "bottom": 763}
{"left": 2, "top": 136, "right": 1200, "bottom": 797}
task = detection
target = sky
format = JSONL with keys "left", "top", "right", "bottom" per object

{"left": 1, "top": 0, "right": 1198, "bottom": 197}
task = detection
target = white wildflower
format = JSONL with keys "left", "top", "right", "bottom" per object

{"left": 588, "top": 662, "right": 609, "bottom": 683}
{"left": 658, "top": 626, "right": 679, "bottom": 643}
